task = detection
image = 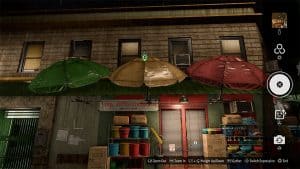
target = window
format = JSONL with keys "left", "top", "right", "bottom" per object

{"left": 220, "top": 36, "right": 247, "bottom": 60}
{"left": 118, "top": 39, "right": 141, "bottom": 66}
{"left": 168, "top": 38, "right": 192, "bottom": 69}
{"left": 18, "top": 42, "right": 44, "bottom": 72}
{"left": 70, "top": 40, "right": 92, "bottom": 60}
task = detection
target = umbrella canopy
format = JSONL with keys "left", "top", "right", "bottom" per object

{"left": 29, "top": 58, "right": 110, "bottom": 93}
{"left": 110, "top": 57, "right": 187, "bottom": 87}
{"left": 187, "top": 56, "right": 265, "bottom": 90}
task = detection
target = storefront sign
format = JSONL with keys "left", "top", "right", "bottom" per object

{"left": 99, "top": 100, "right": 159, "bottom": 111}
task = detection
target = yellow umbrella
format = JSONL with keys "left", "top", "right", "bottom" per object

{"left": 110, "top": 57, "right": 187, "bottom": 87}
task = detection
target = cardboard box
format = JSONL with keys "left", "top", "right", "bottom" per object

{"left": 203, "top": 164, "right": 228, "bottom": 169}
{"left": 88, "top": 146, "right": 108, "bottom": 169}
{"left": 88, "top": 146, "right": 107, "bottom": 160}
{"left": 113, "top": 116, "right": 129, "bottom": 125}
{"left": 222, "top": 114, "right": 242, "bottom": 125}
{"left": 87, "top": 159, "right": 107, "bottom": 168}
{"left": 202, "top": 134, "right": 227, "bottom": 158}
{"left": 131, "top": 114, "right": 147, "bottom": 124}
{"left": 106, "top": 157, "right": 110, "bottom": 169}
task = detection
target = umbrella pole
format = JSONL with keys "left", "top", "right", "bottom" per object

{"left": 63, "top": 59, "right": 68, "bottom": 89}
{"left": 146, "top": 87, "right": 151, "bottom": 103}
{"left": 218, "top": 85, "right": 224, "bottom": 101}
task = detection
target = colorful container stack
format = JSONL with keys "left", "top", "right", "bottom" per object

{"left": 119, "top": 143, "right": 130, "bottom": 156}
{"left": 129, "top": 143, "right": 140, "bottom": 157}
{"left": 109, "top": 114, "right": 150, "bottom": 158}
{"left": 140, "top": 143, "right": 150, "bottom": 156}
{"left": 108, "top": 143, "right": 119, "bottom": 156}
{"left": 130, "top": 126, "right": 140, "bottom": 138}
{"left": 119, "top": 127, "right": 130, "bottom": 138}
{"left": 140, "top": 127, "right": 149, "bottom": 139}
{"left": 111, "top": 126, "right": 122, "bottom": 138}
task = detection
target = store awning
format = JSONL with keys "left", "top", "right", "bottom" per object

{"left": 0, "top": 79, "right": 263, "bottom": 96}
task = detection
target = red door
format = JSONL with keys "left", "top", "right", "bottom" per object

{"left": 159, "top": 95, "right": 208, "bottom": 169}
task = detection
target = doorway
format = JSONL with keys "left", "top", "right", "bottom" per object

{"left": 0, "top": 109, "right": 39, "bottom": 169}
{"left": 159, "top": 95, "right": 208, "bottom": 169}
{"left": 161, "top": 109, "right": 206, "bottom": 157}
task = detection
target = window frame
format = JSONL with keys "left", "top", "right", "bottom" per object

{"left": 168, "top": 37, "right": 193, "bottom": 68}
{"left": 220, "top": 36, "right": 247, "bottom": 61}
{"left": 18, "top": 41, "right": 45, "bottom": 73}
{"left": 118, "top": 39, "right": 141, "bottom": 66}
{"left": 69, "top": 40, "right": 92, "bottom": 60}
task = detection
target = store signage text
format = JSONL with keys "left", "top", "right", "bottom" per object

{"left": 99, "top": 100, "right": 159, "bottom": 111}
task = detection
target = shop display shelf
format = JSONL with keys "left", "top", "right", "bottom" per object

{"left": 109, "top": 138, "right": 150, "bottom": 141}
{"left": 226, "top": 136, "right": 263, "bottom": 138}
{"left": 113, "top": 124, "right": 148, "bottom": 127}
{"left": 227, "top": 152, "right": 263, "bottom": 156}
{"left": 110, "top": 155, "right": 150, "bottom": 159}
{"left": 227, "top": 144, "right": 263, "bottom": 146}
{"left": 110, "top": 113, "right": 149, "bottom": 169}
{"left": 227, "top": 144, "right": 262, "bottom": 146}
{"left": 221, "top": 124, "right": 257, "bottom": 126}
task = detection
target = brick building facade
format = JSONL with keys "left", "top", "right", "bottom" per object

{"left": 0, "top": 2, "right": 264, "bottom": 80}
{"left": 0, "top": 1, "right": 265, "bottom": 169}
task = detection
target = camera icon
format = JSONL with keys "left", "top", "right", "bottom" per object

{"left": 274, "top": 135, "right": 286, "bottom": 145}
{"left": 275, "top": 109, "right": 286, "bottom": 120}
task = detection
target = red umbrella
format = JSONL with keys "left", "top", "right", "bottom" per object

{"left": 187, "top": 56, "right": 265, "bottom": 90}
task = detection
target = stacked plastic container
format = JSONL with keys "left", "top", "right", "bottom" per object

{"left": 109, "top": 114, "right": 150, "bottom": 157}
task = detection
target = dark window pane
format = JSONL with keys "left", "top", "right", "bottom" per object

{"left": 71, "top": 40, "right": 92, "bottom": 59}
{"left": 168, "top": 38, "right": 192, "bottom": 68}
{"left": 118, "top": 39, "right": 141, "bottom": 66}
{"left": 220, "top": 36, "right": 247, "bottom": 61}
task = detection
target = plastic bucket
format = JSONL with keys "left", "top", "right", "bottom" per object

{"left": 110, "top": 161, "right": 117, "bottom": 169}
{"left": 129, "top": 143, "right": 140, "bottom": 157}
{"left": 139, "top": 127, "right": 149, "bottom": 139}
{"left": 109, "top": 143, "right": 119, "bottom": 156}
{"left": 222, "top": 127, "right": 234, "bottom": 136}
{"left": 120, "top": 143, "right": 130, "bottom": 156}
{"left": 119, "top": 127, "right": 130, "bottom": 138}
{"left": 111, "top": 126, "right": 122, "bottom": 138}
{"left": 202, "top": 128, "right": 209, "bottom": 134}
{"left": 130, "top": 126, "right": 140, "bottom": 138}
{"left": 140, "top": 143, "right": 150, "bottom": 156}
{"left": 208, "top": 128, "right": 222, "bottom": 134}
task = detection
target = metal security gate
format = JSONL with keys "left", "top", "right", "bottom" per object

{"left": 0, "top": 108, "right": 40, "bottom": 169}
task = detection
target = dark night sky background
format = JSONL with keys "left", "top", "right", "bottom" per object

{"left": 0, "top": 0, "right": 235, "bottom": 10}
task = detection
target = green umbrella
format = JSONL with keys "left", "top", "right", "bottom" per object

{"left": 29, "top": 58, "right": 110, "bottom": 94}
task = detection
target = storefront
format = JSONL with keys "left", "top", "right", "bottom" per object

{"left": 39, "top": 93, "right": 263, "bottom": 169}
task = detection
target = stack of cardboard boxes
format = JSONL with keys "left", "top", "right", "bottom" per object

{"left": 87, "top": 146, "right": 110, "bottom": 169}
{"left": 202, "top": 134, "right": 227, "bottom": 169}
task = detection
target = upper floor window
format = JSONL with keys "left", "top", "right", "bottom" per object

{"left": 118, "top": 39, "right": 141, "bottom": 66}
{"left": 18, "top": 42, "right": 44, "bottom": 72}
{"left": 70, "top": 40, "right": 92, "bottom": 60}
{"left": 220, "top": 36, "right": 247, "bottom": 61}
{"left": 168, "top": 37, "right": 192, "bottom": 69}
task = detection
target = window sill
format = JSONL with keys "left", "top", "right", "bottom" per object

{"left": 0, "top": 76, "right": 34, "bottom": 82}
